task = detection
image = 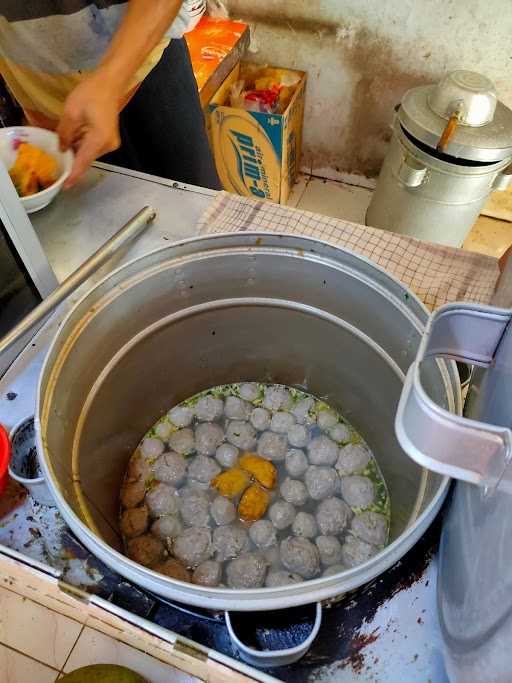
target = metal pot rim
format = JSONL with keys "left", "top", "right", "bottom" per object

{"left": 36, "top": 232, "right": 456, "bottom": 610}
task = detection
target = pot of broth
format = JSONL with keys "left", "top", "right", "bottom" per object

{"left": 36, "top": 233, "right": 459, "bottom": 617}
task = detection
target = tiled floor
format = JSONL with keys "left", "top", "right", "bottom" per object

{"left": 289, "top": 174, "right": 512, "bottom": 259}
{"left": 0, "top": 581, "right": 199, "bottom": 683}
{"left": 289, "top": 175, "right": 372, "bottom": 225}
{"left": 63, "top": 628, "right": 196, "bottom": 683}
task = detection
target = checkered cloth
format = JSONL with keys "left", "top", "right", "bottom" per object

{"left": 198, "top": 191, "right": 500, "bottom": 310}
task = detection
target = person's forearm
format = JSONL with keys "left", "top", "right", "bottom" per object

{"left": 96, "top": 0, "right": 182, "bottom": 95}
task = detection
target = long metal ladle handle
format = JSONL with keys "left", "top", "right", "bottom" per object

{"left": 0, "top": 205, "right": 156, "bottom": 357}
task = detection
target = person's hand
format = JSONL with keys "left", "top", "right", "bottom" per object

{"left": 57, "top": 72, "right": 122, "bottom": 189}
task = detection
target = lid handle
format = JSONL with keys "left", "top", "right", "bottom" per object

{"left": 428, "top": 70, "right": 497, "bottom": 127}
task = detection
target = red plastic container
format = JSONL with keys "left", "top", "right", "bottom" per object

{"left": 0, "top": 424, "right": 10, "bottom": 495}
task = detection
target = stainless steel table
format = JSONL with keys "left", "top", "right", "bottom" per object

{"left": 32, "top": 163, "right": 215, "bottom": 283}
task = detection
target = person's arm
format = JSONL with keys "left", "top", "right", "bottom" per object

{"left": 58, "top": 0, "right": 182, "bottom": 188}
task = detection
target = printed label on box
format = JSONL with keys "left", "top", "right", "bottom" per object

{"left": 212, "top": 110, "right": 282, "bottom": 200}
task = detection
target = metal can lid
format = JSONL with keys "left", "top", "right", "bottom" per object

{"left": 399, "top": 83, "right": 512, "bottom": 162}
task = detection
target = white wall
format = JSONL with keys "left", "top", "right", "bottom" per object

{"left": 224, "top": 0, "right": 512, "bottom": 184}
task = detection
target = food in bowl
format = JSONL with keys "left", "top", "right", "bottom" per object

{"left": 9, "top": 142, "right": 59, "bottom": 197}
{"left": 120, "top": 383, "right": 391, "bottom": 588}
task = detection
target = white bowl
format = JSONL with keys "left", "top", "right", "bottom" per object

{"left": 0, "top": 126, "right": 73, "bottom": 213}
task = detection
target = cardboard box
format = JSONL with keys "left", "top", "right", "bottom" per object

{"left": 185, "top": 16, "right": 250, "bottom": 108}
{"left": 209, "top": 63, "right": 306, "bottom": 204}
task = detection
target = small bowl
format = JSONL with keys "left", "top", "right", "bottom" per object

{"left": 8, "top": 416, "right": 55, "bottom": 506}
{"left": 0, "top": 126, "right": 73, "bottom": 213}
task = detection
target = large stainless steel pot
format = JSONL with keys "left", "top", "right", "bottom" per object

{"left": 36, "top": 233, "right": 460, "bottom": 612}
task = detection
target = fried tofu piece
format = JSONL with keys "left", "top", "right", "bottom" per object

{"left": 9, "top": 142, "right": 58, "bottom": 197}
{"left": 238, "top": 484, "right": 270, "bottom": 522}
{"left": 239, "top": 453, "right": 277, "bottom": 490}
{"left": 211, "top": 467, "right": 251, "bottom": 498}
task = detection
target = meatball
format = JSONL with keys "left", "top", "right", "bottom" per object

{"left": 265, "top": 570, "right": 303, "bottom": 587}
{"left": 140, "top": 437, "right": 165, "bottom": 460}
{"left": 308, "top": 435, "right": 338, "bottom": 466}
{"left": 188, "top": 455, "right": 221, "bottom": 484}
{"left": 210, "top": 496, "right": 237, "bottom": 526}
{"left": 225, "top": 396, "right": 251, "bottom": 420}
{"left": 340, "top": 536, "right": 377, "bottom": 568}
{"left": 304, "top": 466, "right": 338, "bottom": 500}
{"left": 226, "top": 553, "right": 268, "bottom": 588}
{"left": 168, "top": 428, "right": 195, "bottom": 455}
{"left": 336, "top": 443, "right": 371, "bottom": 476}
{"left": 127, "top": 534, "right": 164, "bottom": 567}
{"left": 287, "top": 424, "right": 309, "bottom": 449}
{"left": 350, "top": 511, "right": 388, "bottom": 546}
{"left": 151, "top": 515, "right": 182, "bottom": 542}
{"left": 213, "top": 524, "right": 249, "bottom": 561}
{"left": 291, "top": 397, "right": 316, "bottom": 425}
{"left": 269, "top": 500, "right": 296, "bottom": 530}
{"left": 120, "top": 479, "right": 146, "bottom": 509}
{"left": 280, "top": 537, "right": 320, "bottom": 579}
{"left": 153, "top": 558, "right": 191, "bottom": 582}
{"left": 179, "top": 488, "right": 210, "bottom": 527}
{"left": 270, "top": 411, "right": 295, "bottom": 434}
{"left": 285, "top": 449, "right": 308, "bottom": 478}
{"left": 154, "top": 421, "right": 173, "bottom": 440}
{"left": 195, "top": 395, "right": 224, "bottom": 422}
{"left": 316, "top": 535, "right": 343, "bottom": 566}
{"left": 323, "top": 563, "right": 344, "bottom": 577}
{"left": 193, "top": 560, "right": 222, "bottom": 587}
{"left": 257, "top": 431, "right": 287, "bottom": 461}
{"left": 168, "top": 405, "right": 193, "bottom": 428}
{"left": 263, "top": 386, "right": 292, "bottom": 411}
{"left": 292, "top": 512, "right": 318, "bottom": 539}
{"left": 250, "top": 407, "right": 271, "bottom": 431}
{"left": 152, "top": 452, "right": 187, "bottom": 486}
{"left": 195, "top": 422, "right": 224, "bottom": 456}
{"left": 280, "top": 478, "right": 308, "bottom": 506}
{"left": 226, "top": 421, "right": 257, "bottom": 450}
{"left": 249, "top": 519, "right": 277, "bottom": 549}
{"left": 240, "top": 383, "right": 260, "bottom": 401}
{"left": 173, "top": 527, "right": 213, "bottom": 567}
{"left": 120, "top": 505, "right": 148, "bottom": 539}
{"left": 215, "top": 443, "right": 239, "bottom": 468}
{"left": 126, "top": 454, "right": 151, "bottom": 483}
{"left": 316, "top": 497, "right": 352, "bottom": 535}
{"left": 340, "top": 476, "right": 375, "bottom": 508}
{"left": 329, "top": 423, "right": 351, "bottom": 444}
{"left": 317, "top": 409, "right": 338, "bottom": 431}
{"left": 263, "top": 545, "right": 281, "bottom": 568}
{"left": 146, "top": 483, "right": 179, "bottom": 517}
